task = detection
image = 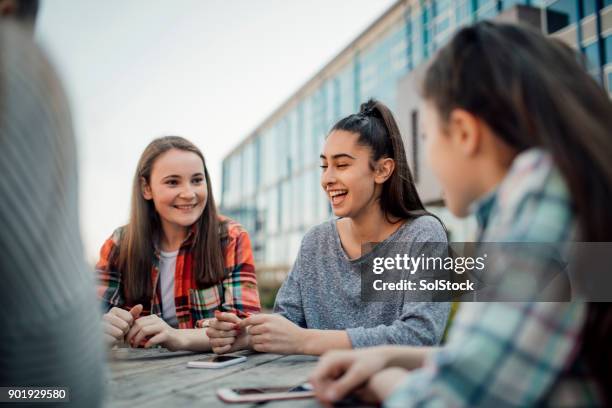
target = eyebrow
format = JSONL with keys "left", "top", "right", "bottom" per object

{"left": 161, "top": 172, "right": 204, "bottom": 180}
{"left": 319, "top": 153, "right": 356, "bottom": 160}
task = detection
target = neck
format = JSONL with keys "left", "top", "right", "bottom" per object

{"left": 475, "top": 131, "right": 518, "bottom": 202}
{"left": 479, "top": 167, "right": 508, "bottom": 199}
{"left": 348, "top": 202, "right": 399, "bottom": 245}
{"left": 160, "top": 221, "right": 188, "bottom": 252}
{"left": 475, "top": 152, "right": 516, "bottom": 203}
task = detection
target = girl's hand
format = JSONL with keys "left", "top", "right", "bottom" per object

{"left": 206, "top": 311, "right": 244, "bottom": 354}
{"left": 102, "top": 304, "right": 143, "bottom": 346}
{"left": 309, "top": 348, "right": 393, "bottom": 403}
{"left": 125, "top": 314, "right": 185, "bottom": 351}
{"left": 239, "top": 314, "right": 306, "bottom": 354}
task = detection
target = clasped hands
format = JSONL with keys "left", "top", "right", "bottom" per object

{"left": 102, "top": 304, "right": 185, "bottom": 350}
{"left": 206, "top": 311, "right": 307, "bottom": 355}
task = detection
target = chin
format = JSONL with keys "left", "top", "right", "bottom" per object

{"left": 169, "top": 220, "right": 194, "bottom": 228}
{"left": 331, "top": 210, "right": 344, "bottom": 218}
{"left": 176, "top": 214, "right": 203, "bottom": 227}
{"left": 447, "top": 201, "right": 471, "bottom": 218}
{"left": 331, "top": 205, "right": 349, "bottom": 218}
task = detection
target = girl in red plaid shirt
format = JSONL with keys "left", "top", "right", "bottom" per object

{"left": 97, "top": 136, "right": 260, "bottom": 351}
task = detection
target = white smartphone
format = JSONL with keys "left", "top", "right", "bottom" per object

{"left": 187, "top": 354, "right": 247, "bottom": 369}
{"left": 216, "top": 383, "right": 314, "bottom": 403}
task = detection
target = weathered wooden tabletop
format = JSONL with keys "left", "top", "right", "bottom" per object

{"left": 105, "top": 348, "right": 324, "bottom": 408}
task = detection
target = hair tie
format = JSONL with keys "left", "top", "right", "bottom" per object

{"left": 358, "top": 106, "right": 377, "bottom": 121}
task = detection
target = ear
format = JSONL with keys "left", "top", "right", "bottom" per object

{"left": 140, "top": 177, "right": 153, "bottom": 200}
{"left": 374, "top": 158, "right": 395, "bottom": 184}
{"left": 448, "top": 109, "right": 481, "bottom": 156}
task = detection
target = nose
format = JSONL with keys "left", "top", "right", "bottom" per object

{"left": 320, "top": 166, "right": 337, "bottom": 190}
{"left": 178, "top": 185, "right": 196, "bottom": 200}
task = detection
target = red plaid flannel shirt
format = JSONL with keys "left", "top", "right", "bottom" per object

{"left": 96, "top": 216, "right": 260, "bottom": 328}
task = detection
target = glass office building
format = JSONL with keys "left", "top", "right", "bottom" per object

{"left": 221, "top": 0, "right": 612, "bottom": 281}
{"left": 544, "top": 0, "right": 612, "bottom": 84}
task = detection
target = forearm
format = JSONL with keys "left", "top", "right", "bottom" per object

{"left": 382, "top": 345, "right": 435, "bottom": 370}
{"left": 369, "top": 367, "right": 411, "bottom": 402}
{"left": 301, "top": 329, "right": 352, "bottom": 356}
{"left": 180, "top": 328, "right": 212, "bottom": 352}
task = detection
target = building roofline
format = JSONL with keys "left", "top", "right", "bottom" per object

{"left": 223, "top": 0, "right": 406, "bottom": 160}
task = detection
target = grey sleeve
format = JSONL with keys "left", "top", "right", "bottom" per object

{"left": 0, "top": 24, "right": 105, "bottom": 407}
{"left": 273, "top": 243, "right": 307, "bottom": 327}
{"left": 346, "top": 302, "right": 450, "bottom": 348}
{"left": 347, "top": 216, "right": 451, "bottom": 348}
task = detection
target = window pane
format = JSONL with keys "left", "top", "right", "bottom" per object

{"left": 584, "top": 42, "right": 600, "bottom": 69}
{"left": 502, "top": 0, "right": 528, "bottom": 10}
{"left": 582, "top": 0, "right": 596, "bottom": 17}
{"left": 546, "top": 0, "right": 577, "bottom": 33}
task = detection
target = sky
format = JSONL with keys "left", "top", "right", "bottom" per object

{"left": 35, "top": 0, "right": 397, "bottom": 263}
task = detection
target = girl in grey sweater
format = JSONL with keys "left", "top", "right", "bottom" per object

{"left": 207, "top": 99, "right": 450, "bottom": 355}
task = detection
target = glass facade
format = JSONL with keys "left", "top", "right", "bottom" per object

{"left": 544, "top": 0, "right": 611, "bottom": 84}
{"left": 222, "top": 0, "right": 612, "bottom": 271}
{"left": 546, "top": 0, "right": 578, "bottom": 32}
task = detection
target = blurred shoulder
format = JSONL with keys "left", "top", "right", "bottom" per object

{"left": 107, "top": 225, "right": 127, "bottom": 245}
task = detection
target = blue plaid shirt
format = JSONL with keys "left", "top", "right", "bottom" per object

{"left": 386, "top": 149, "right": 601, "bottom": 407}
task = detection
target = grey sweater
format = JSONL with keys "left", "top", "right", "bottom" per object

{"left": 274, "top": 216, "right": 451, "bottom": 348}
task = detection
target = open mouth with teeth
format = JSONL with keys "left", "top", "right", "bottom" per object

{"left": 173, "top": 204, "right": 198, "bottom": 211}
{"left": 328, "top": 189, "right": 348, "bottom": 206}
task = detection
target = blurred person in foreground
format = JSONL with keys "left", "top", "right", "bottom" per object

{"left": 0, "top": 0, "right": 38, "bottom": 31}
{"left": 0, "top": 19, "right": 105, "bottom": 408}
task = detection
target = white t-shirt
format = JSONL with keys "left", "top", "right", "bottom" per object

{"left": 159, "top": 249, "right": 179, "bottom": 328}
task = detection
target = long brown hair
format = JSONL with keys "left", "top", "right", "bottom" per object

{"left": 330, "top": 99, "right": 435, "bottom": 224}
{"left": 116, "top": 136, "right": 227, "bottom": 305}
{"left": 422, "top": 21, "right": 612, "bottom": 400}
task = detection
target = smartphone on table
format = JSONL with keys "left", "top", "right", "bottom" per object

{"left": 216, "top": 383, "right": 314, "bottom": 403}
{"left": 187, "top": 354, "right": 246, "bottom": 369}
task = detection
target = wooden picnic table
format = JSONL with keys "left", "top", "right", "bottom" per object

{"left": 106, "top": 348, "right": 323, "bottom": 408}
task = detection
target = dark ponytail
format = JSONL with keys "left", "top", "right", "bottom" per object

{"left": 422, "top": 21, "right": 612, "bottom": 401}
{"left": 330, "top": 99, "right": 432, "bottom": 224}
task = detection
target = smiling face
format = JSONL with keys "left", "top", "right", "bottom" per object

{"left": 142, "top": 148, "right": 208, "bottom": 236}
{"left": 320, "top": 130, "right": 383, "bottom": 219}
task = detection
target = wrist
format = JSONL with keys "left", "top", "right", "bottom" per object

{"left": 175, "top": 328, "right": 190, "bottom": 350}
{"left": 386, "top": 346, "right": 428, "bottom": 370}
{"left": 234, "top": 333, "right": 251, "bottom": 351}
{"left": 297, "top": 328, "right": 315, "bottom": 355}
{"left": 372, "top": 368, "right": 409, "bottom": 401}
{"left": 380, "top": 346, "right": 399, "bottom": 367}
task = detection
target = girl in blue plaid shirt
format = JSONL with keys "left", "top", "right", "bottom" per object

{"left": 310, "top": 21, "right": 612, "bottom": 407}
